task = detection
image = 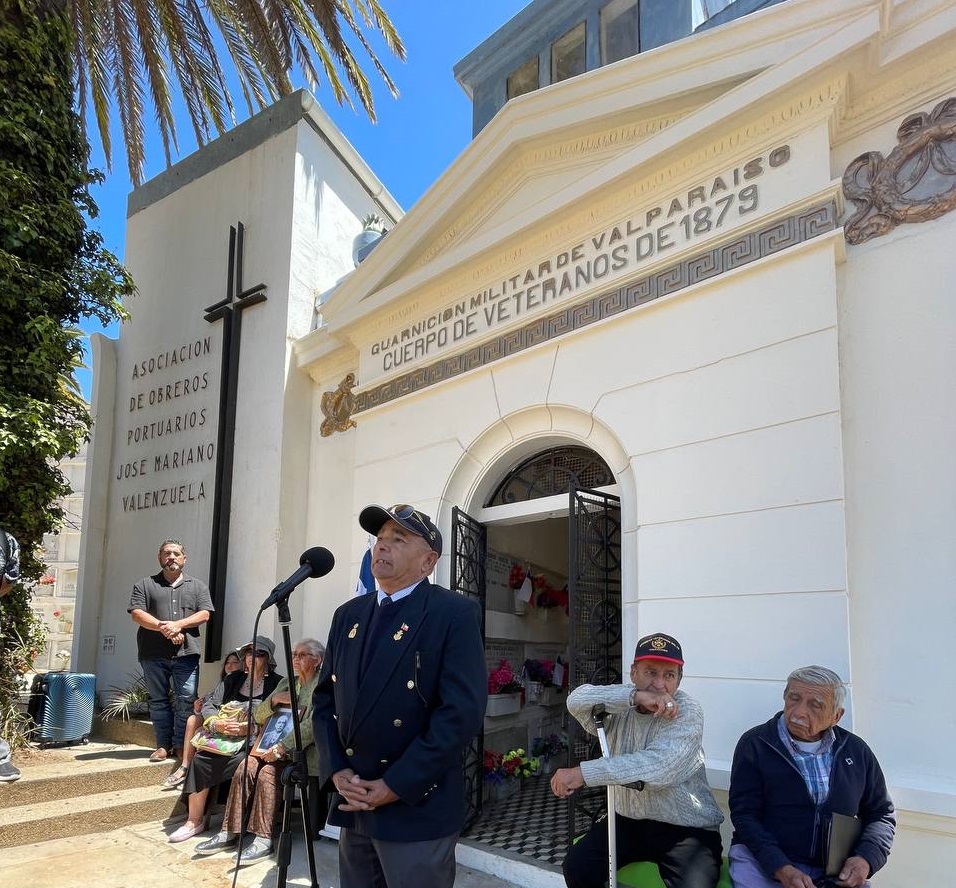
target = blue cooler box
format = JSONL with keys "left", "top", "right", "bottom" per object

{"left": 32, "top": 672, "right": 96, "bottom": 745}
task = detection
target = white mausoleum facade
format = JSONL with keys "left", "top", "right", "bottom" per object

{"left": 80, "top": 1, "right": 956, "bottom": 883}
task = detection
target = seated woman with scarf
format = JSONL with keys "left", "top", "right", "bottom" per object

{"left": 194, "top": 637, "right": 325, "bottom": 863}
{"left": 167, "top": 635, "right": 282, "bottom": 843}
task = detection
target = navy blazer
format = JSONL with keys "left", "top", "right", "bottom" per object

{"left": 312, "top": 579, "right": 487, "bottom": 841}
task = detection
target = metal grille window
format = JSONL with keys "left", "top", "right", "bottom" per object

{"left": 551, "top": 22, "right": 587, "bottom": 84}
{"left": 485, "top": 447, "right": 614, "bottom": 506}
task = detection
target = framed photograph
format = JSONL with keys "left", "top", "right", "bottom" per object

{"left": 251, "top": 706, "right": 295, "bottom": 757}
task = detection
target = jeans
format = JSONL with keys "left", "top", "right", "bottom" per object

{"left": 141, "top": 655, "right": 199, "bottom": 750}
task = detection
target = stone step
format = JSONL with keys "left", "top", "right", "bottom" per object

{"left": 0, "top": 783, "right": 184, "bottom": 848}
{"left": 93, "top": 713, "right": 157, "bottom": 749}
{"left": 0, "top": 752, "right": 176, "bottom": 810}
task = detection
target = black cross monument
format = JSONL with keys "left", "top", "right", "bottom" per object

{"left": 203, "top": 222, "right": 267, "bottom": 660}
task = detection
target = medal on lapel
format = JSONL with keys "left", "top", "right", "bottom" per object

{"left": 348, "top": 623, "right": 359, "bottom": 639}
{"left": 393, "top": 623, "right": 409, "bottom": 642}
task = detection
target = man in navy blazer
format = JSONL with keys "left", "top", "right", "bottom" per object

{"left": 313, "top": 503, "right": 486, "bottom": 888}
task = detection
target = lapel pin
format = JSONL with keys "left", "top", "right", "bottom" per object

{"left": 393, "top": 623, "right": 409, "bottom": 642}
{"left": 348, "top": 623, "right": 359, "bottom": 639}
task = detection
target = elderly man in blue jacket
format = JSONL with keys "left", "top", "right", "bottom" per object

{"left": 313, "top": 503, "right": 486, "bottom": 888}
{"left": 729, "top": 665, "right": 895, "bottom": 888}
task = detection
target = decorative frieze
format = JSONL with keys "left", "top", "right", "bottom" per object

{"left": 352, "top": 201, "right": 837, "bottom": 415}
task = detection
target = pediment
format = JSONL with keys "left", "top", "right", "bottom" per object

{"left": 387, "top": 80, "right": 748, "bottom": 283}
{"left": 317, "top": 0, "right": 920, "bottom": 334}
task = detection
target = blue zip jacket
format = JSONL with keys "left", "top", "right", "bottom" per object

{"left": 729, "top": 714, "right": 895, "bottom": 879}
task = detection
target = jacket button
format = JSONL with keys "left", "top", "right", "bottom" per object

{"left": 345, "top": 747, "right": 354, "bottom": 756}
{"left": 331, "top": 674, "right": 337, "bottom": 682}
{"left": 406, "top": 680, "right": 414, "bottom": 689}
{"left": 393, "top": 719, "right": 402, "bottom": 727}
{"left": 380, "top": 758, "right": 388, "bottom": 764}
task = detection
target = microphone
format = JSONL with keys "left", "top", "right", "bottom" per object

{"left": 259, "top": 547, "right": 335, "bottom": 611}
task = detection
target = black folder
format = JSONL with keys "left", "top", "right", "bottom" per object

{"left": 823, "top": 812, "right": 864, "bottom": 877}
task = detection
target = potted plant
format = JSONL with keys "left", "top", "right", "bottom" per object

{"left": 522, "top": 657, "right": 555, "bottom": 704}
{"left": 531, "top": 732, "right": 566, "bottom": 775}
{"left": 483, "top": 747, "right": 540, "bottom": 800}
{"left": 100, "top": 671, "right": 150, "bottom": 721}
{"left": 486, "top": 659, "right": 523, "bottom": 716}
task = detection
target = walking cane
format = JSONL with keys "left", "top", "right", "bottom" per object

{"left": 591, "top": 704, "right": 618, "bottom": 888}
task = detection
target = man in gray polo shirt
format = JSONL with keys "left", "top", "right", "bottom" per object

{"left": 128, "top": 539, "right": 213, "bottom": 763}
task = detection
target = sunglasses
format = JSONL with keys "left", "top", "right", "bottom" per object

{"left": 390, "top": 504, "right": 436, "bottom": 540}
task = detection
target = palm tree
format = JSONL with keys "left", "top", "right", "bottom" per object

{"left": 68, "top": 0, "right": 406, "bottom": 186}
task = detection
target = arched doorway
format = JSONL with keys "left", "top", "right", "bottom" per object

{"left": 451, "top": 444, "right": 622, "bottom": 871}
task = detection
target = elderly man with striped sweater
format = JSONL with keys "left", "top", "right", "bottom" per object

{"left": 551, "top": 633, "right": 723, "bottom": 888}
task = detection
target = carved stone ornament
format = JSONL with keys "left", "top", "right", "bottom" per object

{"left": 843, "top": 97, "right": 956, "bottom": 245}
{"left": 319, "top": 372, "right": 357, "bottom": 437}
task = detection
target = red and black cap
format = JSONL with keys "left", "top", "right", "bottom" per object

{"left": 633, "top": 633, "right": 684, "bottom": 666}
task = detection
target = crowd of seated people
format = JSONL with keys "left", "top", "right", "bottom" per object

{"left": 164, "top": 634, "right": 325, "bottom": 866}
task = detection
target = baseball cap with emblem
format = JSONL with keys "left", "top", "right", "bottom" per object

{"left": 633, "top": 632, "right": 684, "bottom": 666}
{"left": 359, "top": 503, "right": 443, "bottom": 555}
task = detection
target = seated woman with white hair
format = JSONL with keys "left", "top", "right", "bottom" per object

{"left": 195, "top": 637, "right": 325, "bottom": 863}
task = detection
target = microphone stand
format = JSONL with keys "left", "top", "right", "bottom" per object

{"left": 272, "top": 597, "right": 320, "bottom": 888}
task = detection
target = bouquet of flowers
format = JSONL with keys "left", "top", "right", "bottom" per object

{"left": 487, "top": 659, "right": 523, "bottom": 695}
{"left": 535, "top": 580, "right": 569, "bottom": 611}
{"left": 484, "top": 747, "right": 540, "bottom": 783}
{"left": 531, "top": 732, "right": 566, "bottom": 761}
{"left": 523, "top": 658, "right": 555, "bottom": 684}
{"left": 508, "top": 563, "right": 527, "bottom": 590}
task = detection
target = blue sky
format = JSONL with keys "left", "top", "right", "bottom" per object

{"left": 78, "top": 2, "right": 530, "bottom": 399}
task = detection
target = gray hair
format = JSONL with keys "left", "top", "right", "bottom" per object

{"left": 296, "top": 638, "right": 325, "bottom": 659}
{"left": 786, "top": 665, "right": 846, "bottom": 711}
{"left": 158, "top": 538, "right": 185, "bottom": 553}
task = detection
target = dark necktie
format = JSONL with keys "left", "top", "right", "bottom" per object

{"left": 360, "top": 596, "right": 394, "bottom": 672}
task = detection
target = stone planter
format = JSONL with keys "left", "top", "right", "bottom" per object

{"left": 486, "top": 692, "right": 521, "bottom": 717}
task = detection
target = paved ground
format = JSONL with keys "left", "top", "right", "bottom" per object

{"left": 0, "top": 814, "right": 530, "bottom": 888}
{"left": 2, "top": 740, "right": 545, "bottom": 888}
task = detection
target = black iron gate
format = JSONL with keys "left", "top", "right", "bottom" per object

{"left": 450, "top": 506, "right": 488, "bottom": 830}
{"left": 566, "top": 485, "right": 622, "bottom": 846}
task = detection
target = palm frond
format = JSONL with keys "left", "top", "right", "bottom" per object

{"left": 69, "top": 0, "right": 405, "bottom": 185}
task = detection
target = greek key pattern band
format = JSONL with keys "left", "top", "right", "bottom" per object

{"left": 353, "top": 200, "right": 837, "bottom": 414}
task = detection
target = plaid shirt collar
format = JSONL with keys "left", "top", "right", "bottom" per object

{"left": 776, "top": 714, "right": 836, "bottom": 805}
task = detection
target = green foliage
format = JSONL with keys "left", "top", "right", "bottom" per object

{"left": 0, "top": 0, "right": 133, "bottom": 745}
{"left": 100, "top": 672, "right": 149, "bottom": 722}
{"left": 69, "top": 0, "right": 406, "bottom": 186}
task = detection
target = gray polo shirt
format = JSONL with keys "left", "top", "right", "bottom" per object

{"left": 127, "top": 571, "right": 214, "bottom": 659}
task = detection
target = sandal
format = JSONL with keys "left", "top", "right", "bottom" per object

{"left": 161, "top": 766, "right": 187, "bottom": 790}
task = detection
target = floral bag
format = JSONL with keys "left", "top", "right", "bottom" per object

{"left": 190, "top": 701, "right": 255, "bottom": 756}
